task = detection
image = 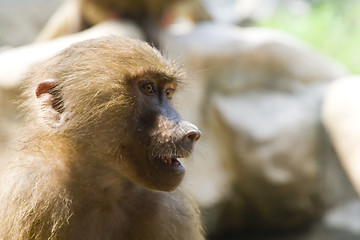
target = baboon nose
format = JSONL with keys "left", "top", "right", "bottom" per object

{"left": 185, "top": 130, "right": 201, "bottom": 143}
{"left": 181, "top": 121, "right": 201, "bottom": 145}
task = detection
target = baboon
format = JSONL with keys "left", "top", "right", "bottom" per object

{"left": 36, "top": 0, "right": 211, "bottom": 44}
{"left": 0, "top": 36, "right": 203, "bottom": 240}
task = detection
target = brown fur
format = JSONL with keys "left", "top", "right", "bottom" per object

{"left": 0, "top": 36, "right": 203, "bottom": 240}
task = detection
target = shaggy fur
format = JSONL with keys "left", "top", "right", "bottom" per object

{"left": 0, "top": 36, "right": 203, "bottom": 240}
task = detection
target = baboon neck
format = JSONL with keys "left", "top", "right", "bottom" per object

{"left": 66, "top": 154, "right": 129, "bottom": 202}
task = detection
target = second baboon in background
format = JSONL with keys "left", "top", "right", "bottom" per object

{"left": 36, "top": 0, "right": 211, "bottom": 44}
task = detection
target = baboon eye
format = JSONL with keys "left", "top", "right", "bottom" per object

{"left": 165, "top": 88, "right": 175, "bottom": 99}
{"left": 140, "top": 82, "right": 156, "bottom": 95}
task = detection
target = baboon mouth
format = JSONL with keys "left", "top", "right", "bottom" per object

{"left": 155, "top": 156, "right": 184, "bottom": 170}
{"left": 159, "top": 156, "right": 181, "bottom": 167}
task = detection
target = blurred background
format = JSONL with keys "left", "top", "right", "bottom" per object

{"left": 1, "top": 0, "right": 360, "bottom": 239}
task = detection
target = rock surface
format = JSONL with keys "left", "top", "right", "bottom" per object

{"left": 323, "top": 76, "right": 360, "bottom": 196}
{"left": 0, "top": 0, "right": 61, "bottom": 46}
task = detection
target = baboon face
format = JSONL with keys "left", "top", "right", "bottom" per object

{"left": 125, "top": 73, "right": 201, "bottom": 191}
{"left": 34, "top": 37, "right": 201, "bottom": 192}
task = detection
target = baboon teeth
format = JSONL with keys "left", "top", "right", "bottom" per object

{"left": 159, "top": 156, "right": 181, "bottom": 167}
{"left": 163, "top": 156, "right": 172, "bottom": 165}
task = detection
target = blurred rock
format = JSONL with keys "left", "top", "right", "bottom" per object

{"left": 164, "top": 21, "right": 352, "bottom": 234}
{"left": 201, "top": 0, "right": 310, "bottom": 25}
{"left": 0, "top": 0, "right": 61, "bottom": 46}
{"left": 325, "top": 200, "right": 360, "bottom": 235}
{"left": 323, "top": 76, "right": 360, "bottom": 196}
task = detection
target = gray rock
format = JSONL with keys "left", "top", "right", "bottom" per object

{"left": 322, "top": 76, "right": 360, "bottom": 197}
{"left": 325, "top": 200, "right": 360, "bottom": 235}
{"left": 0, "top": 0, "right": 61, "bottom": 46}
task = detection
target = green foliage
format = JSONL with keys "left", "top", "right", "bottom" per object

{"left": 258, "top": 0, "right": 360, "bottom": 74}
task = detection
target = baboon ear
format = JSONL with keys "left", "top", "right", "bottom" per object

{"left": 36, "top": 79, "right": 69, "bottom": 128}
{"left": 35, "top": 79, "right": 60, "bottom": 97}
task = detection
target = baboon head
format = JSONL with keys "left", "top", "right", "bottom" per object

{"left": 30, "top": 36, "right": 201, "bottom": 192}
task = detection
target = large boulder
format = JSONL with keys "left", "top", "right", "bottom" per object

{"left": 0, "top": 0, "right": 60, "bottom": 46}
{"left": 164, "top": 21, "right": 353, "bottom": 234}
{"left": 323, "top": 76, "right": 360, "bottom": 196}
